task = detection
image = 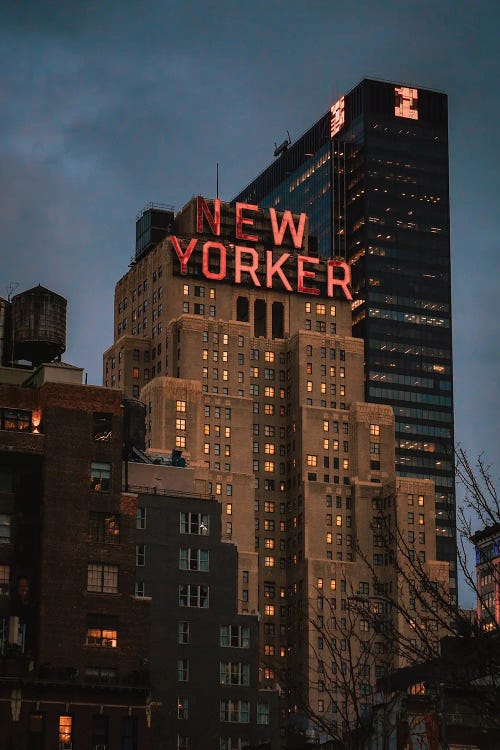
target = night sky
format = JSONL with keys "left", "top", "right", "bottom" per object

{"left": 1, "top": 1, "right": 499, "bottom": 553}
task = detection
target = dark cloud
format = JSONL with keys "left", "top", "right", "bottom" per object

{"left": 1, "top": 2, "right": 499, "bottom": 596}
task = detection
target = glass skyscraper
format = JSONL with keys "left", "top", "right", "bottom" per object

{"left": 235, "top": 79, "right": 456, "bottom": 590}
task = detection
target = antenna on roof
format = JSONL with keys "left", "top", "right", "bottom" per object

{"left": 216, "top": 162, "right": 219, "bottom": 199}
{"left": 6, "top": 282, "right": 19, "bottom": 302}
{"left": 274, "top": 131, "right": 291, "bottom": 158}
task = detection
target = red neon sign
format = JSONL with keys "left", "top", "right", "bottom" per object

{"left": 170, "top": 197, "right": 353, "bottom": 300}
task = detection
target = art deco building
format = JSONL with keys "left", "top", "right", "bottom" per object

{"left": 234, "top": 79, "right": 456, "bottom": 596}
{"left": 103, "top": 197, "right": 448, "bottom": 745}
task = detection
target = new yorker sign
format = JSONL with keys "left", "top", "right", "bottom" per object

{"left": 169, "top": 196, "right": 353, "bottom": 301}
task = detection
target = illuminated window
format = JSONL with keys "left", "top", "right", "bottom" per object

{"left": 87, "top": 563, "right": 118, "bottom": 593}
{"left": 342, "top": 459, "right": 349, "bottom": 470}
{"left": 307, "top": 381, "right": 313, "bottom": 392}
{"left": 418, "top": 495, "right": 425, "bottom": 506}
{"left": 370, "top": 424, "right": 380, "bottom": 436}
{"left": 264, "top": 556, "right": 275, "bottom": 567}
{"left": 265, "top": 351, "right": 275, "bottom": 362}
{"left": 326, "top": 532, "right": 332, "bottom": 544}
{"left": 264, "top": 461, "right": 275, "bottom": 473}
{"left": 395, "top": 86, "right": 418, "bottom": 120}
{"left": 175, "top": 435, "right": 186, "bottom": 448}
{"left": 330, "top": 304, "right": 336, "bottom": 317}
{"left": 90, "top": 462, "right": 111, "bottom": 492}
{"left": 264, "top": 501, "right": 275, "bottom": 513}
{"left": 264, "top": 538, "right": 275, "bottom": 549}
{"left": 307, "top": 455, "right": 317, "bottom": 467}
{"left": 323, "top": 438, "right": 329, "bottom": 449}
{"left": 316, "top": 304, "right": 326, "bottom": 315}
{"left": 86, "top": 618, "right": 117, "bottom": 648}
{"left": 336, "top": 515, "right": 342, "bottom": 527}
{"left": 264, "top": 604, "right": 275, "bottom": 616}
{"left": 264, "top": 644, "right": 275, "bottom": 655}
{"left": 264, "top": 386, "right": 275, "bottom": 397}
{"left": 264, "top": 443, "right": 275, "bottom": 455}
{"left": 176, "top": 400, "right": 186, "bottom": 412}
{"left": 216, "top": 483, "right": 222, "bottom": 495}
{"left": 305, "top": 302, "right": 311, "bottom": 313}
{"left": 264, "top": 404, "right": 274, "bottom": 415}
{"left": 59, "top": 716, "right": 73, "bottom": 745}
{"left": 183, "top": 284, "right": 189, "bottom": 295}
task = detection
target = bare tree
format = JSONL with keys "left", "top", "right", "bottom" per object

{"left": 287, "top": 453, "right": 500, "bottom": 747}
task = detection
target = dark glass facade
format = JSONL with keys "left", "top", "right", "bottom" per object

{"left": 235, "top": 79, "right": 456, "bottom": 590}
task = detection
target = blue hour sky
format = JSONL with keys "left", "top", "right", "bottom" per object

{"left": 1, "top": 1, "right": 499, "bottom": 553}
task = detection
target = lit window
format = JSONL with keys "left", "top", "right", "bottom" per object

{"left": 59, "top": 716, "right": 73, "bottom": 745}
{"left": 86, "top": 619, "right": 117, "bottom": 648}
{"left": 307, "top": 381, "right": 313, "bottom": 392}
{"left": 264, "top": 461, "right": 275, "bottom": 473}
{"left": 307, "top": 455, "right": 317, "bottom": 467}
{"left": 264, "top": 556, "right": 275, "bottom": 567}
{"left": 370, "top": 424, "right": 380, "bottom": 436}
{"left": 176, "top": 435, "right": 186, "bottom": 448}
{"left": 176, "top": 400, "right": 186, "bottom": 412}
{"left": 90, "top": 462, "right": 111, "bottom": 492}
{"left": 176, "top": 418, "right": 186, "bottom": 431}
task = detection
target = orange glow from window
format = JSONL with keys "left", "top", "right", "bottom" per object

{"left": 31, "top": 410, "right": 41, "bottom": 433}
{"left": 395, "top": 86, "right": 418, "bottom": 120}
{"left": 330, "top": 96, "right": 345, "bottom": 137}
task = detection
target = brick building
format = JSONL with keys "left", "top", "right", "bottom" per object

{"left": 126, "top": 457, "right": 279, "bottom": 749}
{"left": 103, "top": 197, "right": 448, "bottom": 745}
{"left": 0, "top": 360, "right": 151, "bottom": 750}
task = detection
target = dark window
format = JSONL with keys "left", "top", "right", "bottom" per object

{"left": 92, "top": 715, "right": 109, "bottom": 747}
{"left": 254, "top": 299, "right": 266, "bottom": 337}
{"left": 236, "top": 296, "right": 249, "bottom": 322}
{"left": 122, "top": 716, "right": 137, "bottom": 750}
{"left": 272, "top": 301, "right": 284, "bottom": 338}
{"left": 88, "top": 513, "right": 120, "bottom": 544}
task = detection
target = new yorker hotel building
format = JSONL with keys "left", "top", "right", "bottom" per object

{"left": 103, "top": 198, "right": 444, "bottom": 728}
{"left": 234, "top": 79, "right": 456, "bottom": 591}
